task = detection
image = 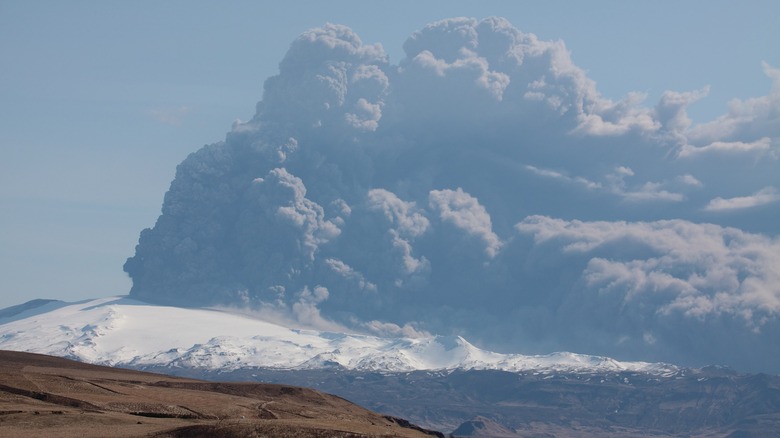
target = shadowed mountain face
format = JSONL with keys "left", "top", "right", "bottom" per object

{"left": 0, "top": 350, "right": 441, "bottom": 438}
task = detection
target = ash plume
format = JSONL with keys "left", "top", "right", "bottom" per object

{"left": 125, "top": 18, "right": 780, "bottom": 372}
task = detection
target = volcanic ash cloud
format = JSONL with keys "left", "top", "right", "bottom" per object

{"left": 125, "top": 18, "right": 780, "bottom": 372}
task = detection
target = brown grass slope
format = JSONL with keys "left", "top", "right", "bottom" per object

{"left": 0, "top": 350, "right": 442, "bottom": 437}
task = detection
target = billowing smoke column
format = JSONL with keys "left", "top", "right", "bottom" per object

{"left": 125, "top": 18, "right": 780, "bottom": 372}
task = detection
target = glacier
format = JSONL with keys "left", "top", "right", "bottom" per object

{"left": 0, "top": 296, "right": 677, "bottom": 376}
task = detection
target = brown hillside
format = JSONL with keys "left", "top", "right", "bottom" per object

{"left": 0, "top": 350, "right": 441, "bottom": 437}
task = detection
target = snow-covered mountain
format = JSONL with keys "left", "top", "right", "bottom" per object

{"left": 0, "top": 296, "right": 677, "bottom": 375}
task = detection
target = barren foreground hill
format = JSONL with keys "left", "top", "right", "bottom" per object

{"left": 0, "top": 350, "right": 442, "bottom": 437}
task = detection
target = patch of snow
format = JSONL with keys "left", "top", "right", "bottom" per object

{"left": 0, "top": 296, "right": 679, "bottom": 375}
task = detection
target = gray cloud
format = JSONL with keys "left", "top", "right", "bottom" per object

{"left": 125, "top": 18, "right": 780, "bottom": 372}
{"left": 515, "top": 215, "right": 780, "bottom": 325}
{"left": 510, "top": 216, "right": 780, "bottom": 369}
{"left": 255, "top": 168, "right": 341, "bottom": 260}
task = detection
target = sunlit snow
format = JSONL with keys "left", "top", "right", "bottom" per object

{"left": 0, "top": 296, "right": 676, "bottom": 375}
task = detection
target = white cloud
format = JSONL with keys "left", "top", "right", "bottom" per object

{"left": 604, "top": 166, "right": 682, "bottom": 202}
{"left": 524, "top": 165, "right": 603, "bottom": 190}
{"left": 678, "top": 137, "right": 775, "bottom": 159}
{"left": 405, "top": 48, "right": 510, "bottom": 101}
{"left": 618, "top": 182, "right": 684, "bottom": 202}
{"left": 524, "top": 164, "right": 685, "bottom": 202}
{"left": 704, "top": 186, "right": 780, "bottom": 212}
{"left": 324, "top": 258, "right": 377, "bottom": 293}
{"left": 364, "top": 189, "right": 431, "bottom": 277}
{"left": 677, "top": 174, "right": 703, "bottom": 187}
{"left": 428, "top": 188, "right": 502, "bottom": 258}
{"left": 291, "top": 285, "right": 347, "bottom": 332}
{"left": 573, "top": 93, "right": 659, "bottom": 136}
{"left": 359, "top": 320, "right": 430, "bottom": 338}
{"left": 367, "top": 189, "right": 429, "bottom": 237}
{"left": 687, "top": 62, "right": 780, "bottom": 145}
{"left": 655, "top": 87, "right": 710, "bottom": 135}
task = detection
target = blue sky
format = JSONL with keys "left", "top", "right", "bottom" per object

{"left": 1, "top": 0, "right": 778, "bottom": 311}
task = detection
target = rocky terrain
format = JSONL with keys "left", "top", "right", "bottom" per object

{"left": 179, "top": 366, "right": 780, "bottom": 437}
{"left": 0, "top": 350, "right": 441, "bottom": 437}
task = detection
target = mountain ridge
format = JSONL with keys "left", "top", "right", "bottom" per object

{"left": 2, "top": 297, "right": 779, "bottom": 436}
{"left": 0, "top": 296, "right": 679, "bottom": 375}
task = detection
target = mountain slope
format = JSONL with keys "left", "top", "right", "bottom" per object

{"left": 0, "top": 350, "right": 441, "bottom": 438}
{"left": 230, "top": 367, "right": 780, "bottom": 437}
{"left": 0, "top": 296, "right": 676, "bottom": 375}
{"left": 2, "top": 297, "right": 779, "bottom": 436}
